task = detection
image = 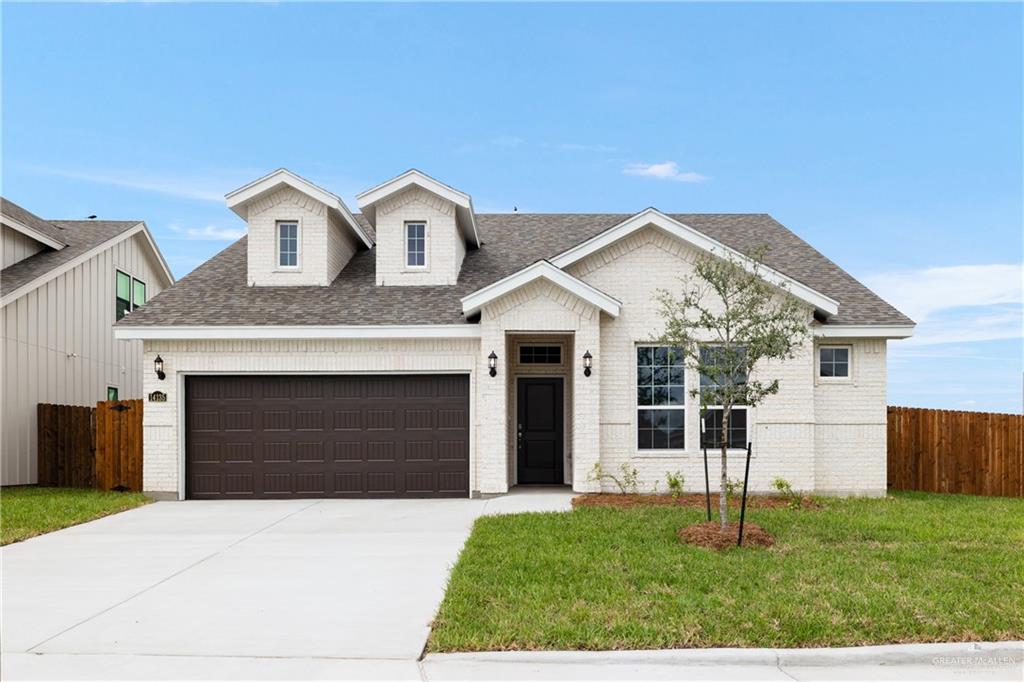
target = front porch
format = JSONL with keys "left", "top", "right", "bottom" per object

{"left": 472, "top": 275, "right": 610, "bottom": 496}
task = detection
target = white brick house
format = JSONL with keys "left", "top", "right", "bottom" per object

{"left": 115, "top": 168, "right": 913, "bottom": 500}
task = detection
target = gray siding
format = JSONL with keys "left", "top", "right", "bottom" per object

{"left": 2, "top": 225, "right": 46, "bottom": 269}
{"left": 1, "top": 232, "right": 168, "bottom": 485}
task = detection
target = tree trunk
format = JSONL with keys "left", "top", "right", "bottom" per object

{"left": 719, "top": 409, "right": 729, "bottom": 532}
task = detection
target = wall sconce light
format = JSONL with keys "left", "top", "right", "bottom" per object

{"left": 582, "top": 350, "right": 593, "bottom": 377}
{"left": 154, "top": 355, "right": 166, "bottom": 381}
{"left": 488, "top": 350, "right": 498, "bottom": 377}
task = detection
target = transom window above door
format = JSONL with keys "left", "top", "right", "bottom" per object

{"left": 519, "top": 345, "right": 562, "bottom": 364}
{"left": 406, "top": 222, "right": 426, "bottom": 267}
{"left": 277, "top": 221, "right": 298, "bottom": 268}
{"left": 636, "top": 345, "right": 685, "bottom": 451}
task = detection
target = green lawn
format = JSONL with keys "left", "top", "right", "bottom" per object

{"left": 430, "top": 492, "right": 1024, "bottom": 651}
{"left": 1, "top": 486, "right": 150, "bottom": 545}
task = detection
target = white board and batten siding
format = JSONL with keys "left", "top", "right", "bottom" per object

{"left": 2, "top": 225, "right": 46, "bottom": 269}
{"left": 1, "top": 232, "right": 169, "bottom": 485}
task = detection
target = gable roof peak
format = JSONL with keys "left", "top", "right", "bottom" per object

{"left": 1, "top": 196, "right": 67, "bottom": 250}
{"left": 356, "top": 169, "right": 480, "bottom": 248}
{"left": 225, "top": 168, "right": 373, "bottom": 249}
{"left": 550, "top": 208, "right": 841, "bottom": 317}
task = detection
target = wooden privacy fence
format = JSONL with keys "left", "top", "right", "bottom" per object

{"left": 37, "top": 399, "right": 144, "bottom": 492}
{"left": 888, "top": 406, "right": 1023, "bottom": 497}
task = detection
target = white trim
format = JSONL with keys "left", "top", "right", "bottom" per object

{"left": 816, "top": 343, "right": 853, "bottom": 382}
{"left": 356, "top": 169, "right": 481, "bottom": 248}
{"left": 276, "top": 219, "right": 301, "bottom": 271}
{"left": 114, "top": 324, "right": 482, "bottom": 341}
{"left": 0, "top": 212, "right": 65, "bottom": 250}
{"left": 1, "top": 223, "right": 174, "bottom": 308}
{"left": 460, "top": 260, "right": 621, "bottom": 318}
{"left": 814, "top": 324, "right": 914, "bottom": 339}
{"left": 405, "top": 220, "right": 428, "bottom": 270}
{"left": 549, "top": 208, "right": 841, "bottom": 317}
{"left": 136, "top": 223, "right": 176, "bottom": 288}
{"left": 225, "top": 168, "right": 373, "bottom": 249}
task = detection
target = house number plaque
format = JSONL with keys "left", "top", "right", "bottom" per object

{"left": 148, "top": 391, "right": 168, "bottom": 403}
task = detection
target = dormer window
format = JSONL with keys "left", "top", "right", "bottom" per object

{"left": 406, "top": 222, "right": 426, "bottom": 268}
{"left": 278, "top": 221, "right": 298, "bottom": 268}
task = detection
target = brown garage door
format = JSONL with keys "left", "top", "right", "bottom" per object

{"left": 185, "top": 375, "right": 469, "bottom": 499}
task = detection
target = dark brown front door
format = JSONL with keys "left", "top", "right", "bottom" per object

{"left": 185, "top": 375, "right": 469, "bottom": 499}
{"left": 516, "top": 377, "right": 564, "bottom": 484}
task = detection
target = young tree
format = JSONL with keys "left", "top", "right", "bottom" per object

{"left": 656, "top": 248, "right": 809, "bottom": 531}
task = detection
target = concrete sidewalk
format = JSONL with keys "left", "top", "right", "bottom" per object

{"left": 423, "top": 641, "right": 1024, "bottom": 680}
{"left": 4, "top": 641, "right": 1021, "bottom": 680}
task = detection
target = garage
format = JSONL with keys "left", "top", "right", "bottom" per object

{"left": 185, "top": 374, "right": 470, "bottom": 499}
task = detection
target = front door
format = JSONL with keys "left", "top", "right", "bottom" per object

{"left": 516, "top": 377, "right": 564, "bottom": 484}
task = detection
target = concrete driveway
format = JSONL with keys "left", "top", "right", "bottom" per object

{"left": 2, "top": 490, "right": 573, "bottom": 680}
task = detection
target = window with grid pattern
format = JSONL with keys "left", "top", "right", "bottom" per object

{"left": 819, "top": 346, "right": 850, "bottom": 378}
{"left": 698, "top": 346, "right": 749, "bottom": 449}
{"left": 519, "top": 346, "right": 562, "bottom": 364}
{"left": 406, "top": 222, "right": 426, "bottom": 267}
{"left": 278, "top": 222, "right": 298, "bottom": 267}
{"left": 636, "top": 345, "right": 685, "bottom": 450}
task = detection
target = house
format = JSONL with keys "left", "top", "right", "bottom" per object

{"left": 114, "top": 169, "right": 914, "bottom": 500}
{"left": 1, "top": 198, "right": 174, "bottom": 485}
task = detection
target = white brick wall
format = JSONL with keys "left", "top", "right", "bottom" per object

{"left": 143, "top": 229, "right": 890, "bottom": 499}
{"left": 569, "top": 227, "right": 820, "bottom": 494}
{"left": 476, "top": 280, "right": 602, "bottom": 494}
{"left": 374, "top": 187, "right": 464, "bottom": 286}
{"left": 246, "top": 187, "right": 357, "bottom": 287}
{"left": 813, "top": 338, "right": 888, "bottom": 495}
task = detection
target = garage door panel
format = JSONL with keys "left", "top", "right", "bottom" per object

{"left": 186, "top": 375, "right": 469, "bottom": 499}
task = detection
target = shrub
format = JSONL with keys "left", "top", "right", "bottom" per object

{"left": 771, "top": 477, "right": 802, "bottom": 509}
{"left": 723, "top": 476, "right": 743, "bottom": 499}
{"left": 665, "top": 471, "right": 685, "bottom": 500}
{"left": 588, "top": 462, "right": 641, "bottom": 494}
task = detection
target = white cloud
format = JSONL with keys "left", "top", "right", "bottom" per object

{"left": 623, "top": 161, "right": 708, "bottom": 183}
{"left": 168, "top": 224, "right": 245, "bottom": 241}
{"left": 898, "top": 308, "right": 1022, "bottom": 346}
{"left": 26, "top": 165, "right": 231, "bottom": 202}
{"left": 863, "top": 264, "right": 1022, "bottom": 322}
{"left": 863, "top": 263, "right": 1023, "bottom": 346}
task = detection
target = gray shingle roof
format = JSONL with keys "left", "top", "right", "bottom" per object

{"left": 1, "top": 220, "right": 141, "bottom": 297}
{"left": 118, "top": 213, "right": 912, "bottom": 328}
{"left": 1, "top": 197, "right": 68, "bottom": 246}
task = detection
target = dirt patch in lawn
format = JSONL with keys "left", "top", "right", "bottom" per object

{"left": 573, "top": 493, "right": 817, "bottom": 510}
{"left": 677, "top": 521, "right": 775, "bottom": 550}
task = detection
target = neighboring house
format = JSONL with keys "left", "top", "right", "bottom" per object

{"left": 114, "top": 169, "right": 914, "bottom": 500}
{"left": 1, "top": 198, "right": 174, "bottom": 485}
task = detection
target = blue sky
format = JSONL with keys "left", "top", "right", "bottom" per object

{"left": 3, "top": 3, "right": 1021, "bottom": 412}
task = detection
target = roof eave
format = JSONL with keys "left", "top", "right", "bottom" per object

{"left": 814, "top": 324, "right": 915, "bottom": 339}
{"left": 0, "top": 211, "right": 66, "bottom": 250}
{"left": 460, "top": 260, "right": 621, "bottom": 318}
{"left": 550, "top": 208, "right": 841, "bottom": 317}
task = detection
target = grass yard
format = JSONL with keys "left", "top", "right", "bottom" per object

{"left": 430, "top": 492, "right": 1024, "bottom": 651}
{"left": 1, "top": 486, "right": 150, "bottom": 545}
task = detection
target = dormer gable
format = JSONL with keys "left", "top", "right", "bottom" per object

{"left": 226, "top": 169, "right": 372, "bottom": 287}
{"left": 1, "top": 197, "right": 67, "bottom": 269}
{"left": 357, "top": 170, "right": 479, "bottom": 286}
